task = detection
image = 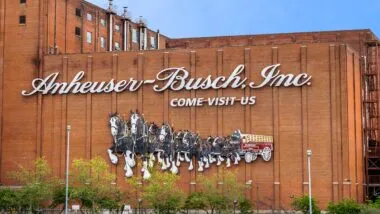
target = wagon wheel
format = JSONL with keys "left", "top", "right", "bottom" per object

{"left": 261, "top": 147, "right": 272, "bottom": 161}
{"left": 252, "top": 152, "right": 257, "bottom": 162}
{"left": 244, "top": 152, "right": 257, "bottom": 163}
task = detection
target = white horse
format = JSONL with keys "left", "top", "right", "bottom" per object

{"left": 159, "top": 123, "right": 178, "bottom": 174}
{"left": 130, "top": 111, "right": 151, "bottom": 180}
{"left": 107, "top": 114, "right": 134, "bottom": 178}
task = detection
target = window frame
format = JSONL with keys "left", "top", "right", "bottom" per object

{"left": 19, "top": 15, "right": 26, "bottom": 25}
{"left": 100, "top": 37, "right": 106, "bottom": 48}
{"left": 86, "top": 32, "right": 92, "bottom": 44}
{"left": 132, "top": 29, "right": 138, "bottom": 43}
{"left": 75, "top": 8, "right": 82, "bottom": 17}
{"left": 114, "top": 42, "right": 120, "bottom": 51}
{"left": 86, "top": 13, "right": 93, "bottom": 22}
{"left": 100, "top": 19, "right": 107, "bottom": 27}
{"left": 150, "top": 36, "right": 156, "bottom": 49}
{"left": 75, "top": 27, "right": 81, "bottom": 37}
{"left": 114, "top": 24, "right": 120, "bottom": 32}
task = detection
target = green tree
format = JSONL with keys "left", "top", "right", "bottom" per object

{"left": 50, "top": 157, "right": 123, "bottom": 213}
{"left": 128, "top": 170, "right": 184, "bottom": 214}
{"left": 238, "top": 197, "right": 253, "bottom": 214}
{"left": 9, "top": 157, "right": 60, "bottom": 212}
{"left": 0, "top": 188, "right": 19, "bottom": 212}
{"left": 183, "top": 192, "right": 207, "bottom": 211}
{"left": 291, "top": 195, "right": 321, "bottom": 214}
{"left": 357, "top": 197, "right": 380, "bottom": 213}
{"left": 327, "top": 199, "right": 361, "bottom": 214}
{"left": 197, "top": 169, "right": 250, "bottom": 214}
{"left": 366, "top": 196, "right": 380, "bottom": 209}
{"left": 73, "top": 157, "right": 123, "bottom": 212}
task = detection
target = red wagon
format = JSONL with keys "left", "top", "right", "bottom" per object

{"left": 240, "top": 134, "right": 274, "bottom": 163}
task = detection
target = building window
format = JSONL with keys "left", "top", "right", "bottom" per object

{"left": 19, "top": 15, "right": 26, "bottom": 25}
{"left": 87, "top": 13, "right": 92, "bottom": 21}
{"left": 115, "top": 24, "right": 120, "bottom": 32}
{"left": 114, "top": 42, "right": 120, "bottom": 51}
{"left": 100, "top": 19, "right": 107, "bottom": 27}
{"left": 132, "top": 29, "right": 137, "bottom": 43}
{"left": 75, "top": 27, "right": 81, "bottom": 37}
{"left": 86, "top": 32, "right": 92, "bottom": 44}
{"left": 75, "top": 8, "right": 81, "bottom": 17}
{"left": 150, "top": 36, "right": 156, "bottom": 49}
{"left": 20, "top": 0, "right": 26, "bottom": 4}
{"left": 100, "top": 37, "right": 106, "bottom": 48}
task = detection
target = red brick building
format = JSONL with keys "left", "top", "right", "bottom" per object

{"left": 0, "top": 0, "right": 379, "bottom": 210}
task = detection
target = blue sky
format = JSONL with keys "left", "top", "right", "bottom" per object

{"left": 88, "top": 0, "right": 380, "bottom": 38}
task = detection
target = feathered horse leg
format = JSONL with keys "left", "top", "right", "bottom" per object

{"left": 157, "top": 151, "right": 163, "bottom": 163}
{"left": 124, "top": 155, "right": 133, "bottom": 178}
{"left": 171, "top": 154, "right": 179, "bottom": 174}
{"left": 128, "top": 152, "right": 136, "bottom": 168}
{"left": 107, "top": 149, "right": 118, "bottom": 165}
{"left": 142, "top": 160, "right": 151, "bottom": 180}
{"left": 209, "top": 154, "right": 216, "bottom": 164}
{"left": 204, "top": 156, "right": 210, "bottom": 169}
{"left": 176, "top": 152, "right": 181, "bottom": 167}
{"left": 165, "top": 157, "right": 171, "bottom": 170}
{"left": 188, "top": 159, "right": 194, "bottom": 171}
{"left": 148, "top": 153, "right": 155, "bottom": 168}
{"left": 185, "top": 153, "right": 191, "bottom": 162}
{"left": 226, "top": 156, "right": 231, "bottom": 168}
{"left": 179, "top": 152, "right": 184, "bottom": 162}
{"left": 217, "top": 155, "right": 222, "bottom": 166}
{"left": 197, "top": 157, "right": 204, "bottom": 172}
{"left": 236, "top": 152, "right": 241, "bottom": 161}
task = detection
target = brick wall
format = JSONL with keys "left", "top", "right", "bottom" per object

{"left": 167, "top": 29, "right": 377, "bottom": 54}
{"left": 0, "top": 0, "right": 376, "bottom": 210}
{"left": 0, "top": 0, "right": 169, "bottom": 185}
{"left": 44, "top": 0, "right": 167, "bottom": 54}
{"left": 37, "top": 43, "right": 362, "bottom": 209}
{"left": 0, "top": 0, "right": 43, "bottom": 185}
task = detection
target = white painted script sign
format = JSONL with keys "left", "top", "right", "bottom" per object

{"left": 21, "top": 64, "right": 312, "bottom": 107}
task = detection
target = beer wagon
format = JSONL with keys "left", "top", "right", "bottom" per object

{"left": 239, "top": 134, "right": 274, "bottom": 163}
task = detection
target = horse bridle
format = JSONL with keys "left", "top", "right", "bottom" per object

{"left": 160, "top": 124, "right": 172, "bottom": 143}
{"left": 110, "top": 117, "right": 120, "bottom": 131}
{"left": 182, "top": 132, "right": 190, "bottom": 146}
{"left": 130, "top": 113, "right": 139, "bottom": 135}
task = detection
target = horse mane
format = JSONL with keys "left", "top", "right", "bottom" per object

{"left": 123, "top": 120, "right": 129, "bottom": 136}
{"left": 109, "top": 112, "right": 118, "bottom": 118}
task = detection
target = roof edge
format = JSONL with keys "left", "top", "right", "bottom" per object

{"left": 168, "top": 29, "right": 377, "bottom": 41}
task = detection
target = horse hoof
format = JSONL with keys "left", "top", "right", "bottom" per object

{"left": 128, "top": 160, "right": 136, "bottom": 168}
{"left": 149, "top": 161, "right": 154, "bottom": 168}
{"left": 171, "top": 168, "right": 179, "bottom": 175}
{"left": 143, "top": 171, "right": 151, "bottom": 180}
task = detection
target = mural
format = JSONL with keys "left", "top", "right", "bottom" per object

{"left": 107, "top": 111, "right": 274, "bottom": 179}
